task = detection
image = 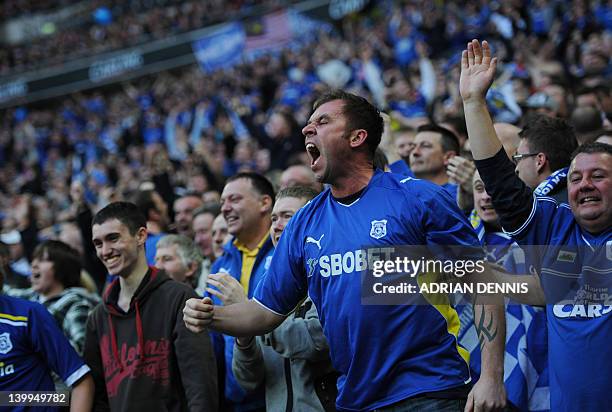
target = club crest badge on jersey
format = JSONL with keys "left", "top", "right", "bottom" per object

{"left": 370, "top": 219, "right": 388, "bottom": 240}
{"left": 0, "top": 333, "right": 13, "bottom": 354}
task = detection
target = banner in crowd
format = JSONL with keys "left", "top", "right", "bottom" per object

{"left": 192, "top": 9, "right": 331, "bottom": 73}
{"left": 192, "top": 23, "right": 246, "bottom": 73}
{"left": 0, "top": 1, "right": 333, "bottom": 109}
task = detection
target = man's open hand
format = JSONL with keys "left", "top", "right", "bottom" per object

{"left": 447, "top": 156, "right": 476, "bottom": 192}
{"left": 460, "top": 40, "right": 497, "bottom": 104}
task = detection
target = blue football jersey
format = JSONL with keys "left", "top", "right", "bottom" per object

{"left": 0, "top": 295, "right": 90, "bottom": 412}
{"left": 254, "top": 170, "right": 481, "bottom": 411}
{"left": 388, "top": 159, "right": 413, "bottom": 177}
{"left": 504, "top": 196, "right": 612, "bottom": 412}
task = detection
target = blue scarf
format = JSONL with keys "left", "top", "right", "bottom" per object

{"left": 533, "top": 167, "right": 568, "bottom": 197}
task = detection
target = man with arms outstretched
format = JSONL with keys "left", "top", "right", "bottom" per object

{"left": 185, "top": 90, "right": 507, "bottom": 412}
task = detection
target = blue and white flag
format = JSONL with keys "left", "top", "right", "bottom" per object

{"left": 192, "top": 23, "right": 245, "bottom": 73}
{"left": 457, "top": 223, "right": 550, "bottom": 411}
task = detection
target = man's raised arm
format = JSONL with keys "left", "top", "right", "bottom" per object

{"left": 460, "top": 40, "right": 533, "bottom": 234}
{"left": 459, "top": 40, "right": 502, "bottom": 160}
{"left": 183, "top": 297, "right": 286, "bottom": 337}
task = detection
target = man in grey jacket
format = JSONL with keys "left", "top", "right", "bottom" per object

{"left": 208, "top": 186, "right": 336, "bottom": 412}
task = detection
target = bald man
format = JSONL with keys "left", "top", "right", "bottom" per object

{"left": 570, "top": 106, "right": 604, "bottom": 144}
{"left": 279, "top": 165, "right": 323, "bottom": 192}
{"left": 493, "top": 123, "right": 520, "bottom": 158}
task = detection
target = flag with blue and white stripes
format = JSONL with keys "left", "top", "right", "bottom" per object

{"left": 458, "top": 211, "right": 550, "bottom": 411}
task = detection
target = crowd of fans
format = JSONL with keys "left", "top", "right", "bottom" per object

{"left": 0, "top": 0, "right": 610, "bottom": 408}
{"left": 0, "top": 0, "right": 275, "bottom": 75}
{"left": 1, "top": 0, "right": 83, "bottom": 21}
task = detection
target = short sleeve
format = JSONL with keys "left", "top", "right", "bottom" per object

{"left": 418, "top": 185, "right": 482, "bottom": 250}
{"left": 253, "top": 214, "right": 307, "bottom": 316}
{"left": 29, "top": 302, "right": 90, "bottom": 387}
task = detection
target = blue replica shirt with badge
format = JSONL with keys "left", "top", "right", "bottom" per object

{"left": 475, "top": 148, "right": 612, "bottom": 412}
{"left": 0, "top": 295, "right": 90, "bottom": 412}
{"left": 254, "top": 170, "right": 482, "bottom": 411}
{"left": 505, "top": 199, "right": 611, "bottom": 412}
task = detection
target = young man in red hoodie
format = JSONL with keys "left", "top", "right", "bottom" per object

{"left": 84, "top": 201, "right": 218, "bottom": 411}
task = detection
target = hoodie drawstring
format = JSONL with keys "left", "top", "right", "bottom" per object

{"left": 135, "top": 300, "right": 145, "bottom": 359}
{"left": 108, "top": 313, "right": 124, "bottom": 372}
{"left": 104, "top": 268, "right": 155, "bottom": 371}
{"left": 107, "top": 300, "right": 146, "bottom": 371}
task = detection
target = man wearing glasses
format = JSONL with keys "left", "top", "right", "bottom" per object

{"left": 512, "top": 115, "right": 577, "bottom": 203}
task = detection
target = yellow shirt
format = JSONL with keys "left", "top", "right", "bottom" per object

{"left": 233, "top": 234, "right": 269, "bottom": 295}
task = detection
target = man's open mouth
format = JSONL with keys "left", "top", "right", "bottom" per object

{"left": 579, "top": 196, "right": 600, "bottom": 205}
{"left": 306, "top": 143, "right": 320, "bottom": 166}
{"left": 105, "top": 256, "right": 121, "bottom": 265}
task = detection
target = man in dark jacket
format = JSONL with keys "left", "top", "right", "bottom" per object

{"left": 84, "top": 201, "right": 218, "bottom": 412}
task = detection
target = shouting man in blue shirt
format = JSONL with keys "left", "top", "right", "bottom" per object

{"left": 185, "top": 90, "right": 506, "bottom": 412}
